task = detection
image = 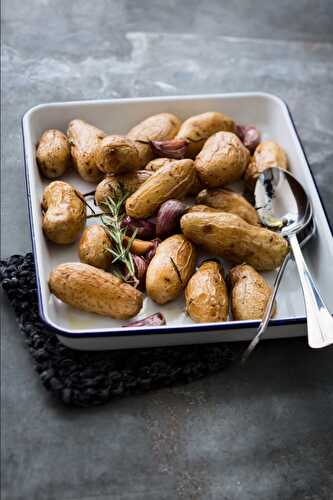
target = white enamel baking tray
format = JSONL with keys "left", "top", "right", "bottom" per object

{"left": 22, "top": 93, "right": 333, "bottom": 350}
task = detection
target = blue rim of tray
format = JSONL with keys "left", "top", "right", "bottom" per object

{"left": 21, "top": 93, "right": 333, "bottom": 339}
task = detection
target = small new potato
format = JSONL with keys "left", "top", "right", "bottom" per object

{"left": 96, "top": 135, "right": 141, "bottom": 175}
{"left": 67, "top": 119, "right": 106, "bottom": 182}
{"left": 196, "top": 188, "right": 260, "bottom": 225}
{"left": 36, "top": 129, "right": 71, "bottom": 179}
{"left": 79, "top": 224, "right": 112, "bottom": 270}
{"left": 127, "top": 112, "right": 181, "bottom": 167}
{"left": 49, "top": 262, "right": 143, "bottom": 319}
{"left": 41, "top": 181, "right": 86, "bottom": 244}
{"left": 244, "top": 140, "right": 288, "bottom": 192}
{"left": 95, "top": 170, "right": 152, "bottom": 206}
{"left": 229, "top": 263, "right": 276, "bottom": 320}
{"left": 126, "top": 159, "right": 195, "bottom": 218}
{"left": 146, "top": 235, "right": 196, "bottom": 304}
{"left": 181, "top": 211, "right": 288, "bottom": 271}
{"left": 194, "top": 132, "right": 250, "bottom": 188}
{"left": 145, "top": 157, "right": 202, "bottom": 196}
{"left": 175, "top": 111, "right": 235, "bottom": 158}
{"left": 185, "top": 260, "right": 228, "bottom": 323}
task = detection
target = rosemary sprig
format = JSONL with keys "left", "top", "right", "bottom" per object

{"left": 100, "top": 193, "right": 138, "bottom": 286}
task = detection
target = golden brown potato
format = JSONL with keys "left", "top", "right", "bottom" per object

{"left": 244, "top": 140, "right": 288, "bottom": 192}
{"left": 181, "top": 211, "right": 288, "bottom": 271}
{"left": 125, "top": 159, "right": 195, "bottom": 218}
{"left": 41, "top": 181, "right": 86, "bottom": 244}
{"left": 196, "top": 188, "right": 260, "bottom": 225}
{"left": 49, "top": 262, "right": 143, "bottom": 319}
{"left": 36, "top": 129, "right": 71, "bottom": 179}
{"left": 175, "top": 111, "right": 235, "bottom": 158}
{"left": 229, "top": 263, "right": 275, "bottom": 320}
{"left": 67, "top": 119, "right": 106, "bottom": 182}
{"left": 95, "top": 170, "right": 152, "bottom": 206}
{"left": 146, "top": 235, "right": 196, "bottom": 304}
{"left": 96, "top": 135, "right": 141, "bottom": 175}
{"left": 194, "top": 132, "right": 250, "bottom": 188}
{"left": 187, "top": 205, "right": 222, "bottom": 214}
{"left": 185, "top": 260, "right": 228, "bottom": 323}
{"left": 145, "top": 157, "right": 202, "bottom": 196}
{"left": 127, "top": 113, "right": 181, "bottom": 167}
{"left": 79, "top": 224, "right": 112, "bottom": 270}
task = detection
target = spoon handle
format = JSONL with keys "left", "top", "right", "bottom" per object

{"left": 241, "top": 253, "right": 290, "bottom": 363}
{"left": 288, "top": 233, "right": 333, "bottom": 348}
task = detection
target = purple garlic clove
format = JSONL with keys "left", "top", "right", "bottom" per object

{"left": 145, "top": 238, "right": 161, "bottom": 263}
{"left": 122, "top": 215, "right": 156, "bottom": 240}
{"left": 235, "top": 124, "right": 260, "bottom": 154}
{"left": 123, "top": 312, "right": 166, "bottom": 328}
{"left": 156, "top": 199, "right": 187, "bottom": 239}
{"left": 150, "top": 139, "right": 189, "bottom": 159}
{"left": 132, "top": 254, "right": 148, "bottom": 290}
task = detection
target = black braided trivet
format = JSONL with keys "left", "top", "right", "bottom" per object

{"left": 0, "top": 253, "right": 236, "bottom": 407}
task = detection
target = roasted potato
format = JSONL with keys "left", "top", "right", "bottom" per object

{"left": 95, "top": 170, "right": 152, "bottom": 206}
{"left": 127, "top": 113, "right": 181, "bottom": 167}
{"left": 196, "top": 188, "right": 260, "bottom": 225}
{"left": 146, "top": 235, "right": 196, "bottom": 304}
{"left": 229, "top": 264, "right": 275, "bottom": 320}
{"left": 96, "top": 135, "right": 141, "bottom": 175}
{"left": 41, "top": 181, "right": 86, "bottom": 244}
{"left": 79, "top": 224, "right": 112, "bottom": 270}
{"left": 244, "top": 140, "right": 288, "bottom": 192}
{"left": 36, "top": 129, "right": 71, "bottom": 179}
{"left": 67, "top": 119, "right": 106, "bottom": 182}
{"left": 181, "top": 211, "right": 288, "bottom": 271}
{"left": 145, "top": 157, "right": 202, "bottom": 196}
{"left": 187, "top": 205, "right": 222, "bottom": 214}
{"left": 175, "top": 111, "right": 235, "bottom": 158}
{"left": 185, "top": 260, "right": 228, "bottom": 323}
{"left": 49, "top": 263, "right": 143, "bottom": 319}
{"left": 194, "top": 132, "right": 249, "bottom": 188}
{"left": 126, "top": 159, "right": 195, "bottom": 218}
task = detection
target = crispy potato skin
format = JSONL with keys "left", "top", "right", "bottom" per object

{"left": 185, "top": 261, "right": 228, "bottom": 323}
{"left": 79, "top": 224, "right": 112, "bottom": 270}
{"left": 194, "top": 132, "right": 250, "bottom": 188}
{"left": 96, "top": 135, "right": 141, "bottom": 175}
{"left": 41, "top": 181, "right": 86, "bottom": 244}
{"left": 145, "top": 157, "right": 202, "bottom": 196}
{"left": 67, "top": 119, "right": 106, "bottom": 182}
{"left": 187, "top": 205, "right": 222, "bottom": 214}
{"left": 196, "top": 188, "right": 260, "bottom": 225}
{"left": 244, "top": 140, "right": 288, "bottom": 192}
{"left": 36, "top": 129, "right": 71, "bottom": 179}
{"left": 181, "top": 211, "right": 288, "bottom": 271}
{"left": 229, "top": 264, "right": 276, "bottom": 320}
{"left": 125, "top": 159, "right": 195, "bottom": 218}
{"left": 146, "top": 235, "right": 196, "bottom": 304}
{"left": 127, "top": 113, "right": 181, "bottom": 167}
{"left": 95, "top": 171, "right": 152, "bottom": 206}
{"left": 175, "top": 111, "right": 235, "bottom": 158}
{"left": 49, "top": 263, "right": 143, "bottom": 319}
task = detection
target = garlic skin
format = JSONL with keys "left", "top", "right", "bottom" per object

{"left": 145, "top": 238, "right": 161, "bottom": 263}
{"left": 123, "top": 312, "right": 166, "bottom": 328}
{"left": 122, "top": 215, "right": 156, "bottom": 240}
{"left": 235, "top": 124, "right": 260, "bottom": 154}
{"left": 156, "top": 200, "right": 187, "bottom": 239}
{"left": 149, "top": 139, "right": 189, "bottom": 159}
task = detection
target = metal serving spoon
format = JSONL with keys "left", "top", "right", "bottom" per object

{"left": 242, "top": 167, "right": 333, "bottom": 361}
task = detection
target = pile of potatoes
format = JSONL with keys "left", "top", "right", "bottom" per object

{"left": 37, "top": 110, "right": 289, "bottom": 324}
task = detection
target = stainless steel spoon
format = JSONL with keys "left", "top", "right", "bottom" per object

{"left": 242, "top": 167, "right": 333, "bottom": 360}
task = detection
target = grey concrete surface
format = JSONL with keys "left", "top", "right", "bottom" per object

{"left": 1, "top": 1, "right": 333, "bottom": 499}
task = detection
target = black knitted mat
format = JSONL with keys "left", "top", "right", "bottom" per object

{"left": 0, "top": 253, "right": 237, "bottom": 407}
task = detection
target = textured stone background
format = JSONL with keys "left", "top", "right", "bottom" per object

{"left": 1, "top": 1, "right": 333, "bottom": 499}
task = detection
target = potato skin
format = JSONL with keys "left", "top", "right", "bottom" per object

{"left": 96, "top": 135, "right": 141, "bottom": 175}
{"left": 36, "top": 129, "right": 71, "bottom": 179}
{"left": 185, "top": 261, "right": 228, "bottom": 323}
{"left": 145, "top": 157, "right": 202, "bottom": 196}
{"left": 181, "top": 211, "right": 288, "bottom": 271}
{"left": 195, "top": 132, "right": 250, "bottom": 188}
{"left": 196, "top": 188, "right": 260, "bottom": 225}
{"left": 79, "top": 224, "right": 112, "bottom": 270}
{"left": 229, "top": 264, "right": 275, "bottom": 320}
{"left": 49, "top": 263, "right": 143, "bottom": 319}
{"left": 244, "top": 140, "right": 288, "bottom": 192}
{"left": 67, "top": 119, "right": 106, "bottom": 182}
{"left": 127, "top": 113, "right": 181, "bottom": 167}
{"left": 146, "top": 235, "right": 196, "bottom": 304}
{"left": 95, "top": 170, "right": 152, "bottom": 206}
{"left": 175, "top": 111, "right": 235, "bottom": 158}
{"left": 126, "top": 159, "right": 195, "bottom": 218}
{"left": 42, "top": 181, "right": 86, "bottom": 244}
